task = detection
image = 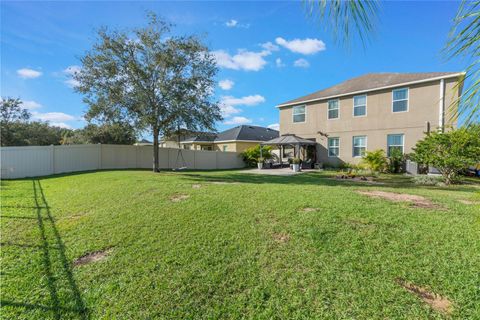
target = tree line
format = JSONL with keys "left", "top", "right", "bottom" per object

{"left": 1, "top": 97, "right": 136, "bottom": 146}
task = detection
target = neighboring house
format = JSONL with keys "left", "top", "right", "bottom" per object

{"left": 134, "top": 139, "right": 153, "bottom": 146}
{"left": 181, "top": 125, "right": 279, "bottom": 152}
{"left": 277, "top": 72, "right": 464, "bottom": 165}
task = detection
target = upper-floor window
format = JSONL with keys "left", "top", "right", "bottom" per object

{"left": 328, "top": 137, "right": 340, "bottom": 157}
{"left": 292, "top": 105, "right": 306, "bottom": 123}
{"left": 353, "top": 95, "right": 367, "bottom": 117}
{"left": 387, "top": 134, "right": 404, "bottom": 156}
{"left": 328, "top": 99, "right": 339, "bottom": 119}
{"left": 392, "top": 88, "right": 409, "bottom": 112}
{"left": 353, "top": 135, "right": 367, "bottom": 157}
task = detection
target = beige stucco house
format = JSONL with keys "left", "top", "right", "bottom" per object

{"left": 277, "top": 72, "right": 464, "bottom": 165}
{"left": 180, "top": 125, "right": 279, "bottom": 152}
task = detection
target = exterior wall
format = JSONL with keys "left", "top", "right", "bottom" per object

{"left": 213, "top": 141, "right": 260, "bottom": 153}
{"left": 279, "top": 79, "right": 461, "bottom": 164}
{"left": 0, "top": 144, "right": 245, "bottom": 179}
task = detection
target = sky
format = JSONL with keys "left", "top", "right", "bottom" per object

{"left": 1, "top": 1, "right": 469, "bottom": 138}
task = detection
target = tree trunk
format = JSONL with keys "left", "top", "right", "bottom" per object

{"left": 153, "top": 127, "right": 160, "bottom": 172}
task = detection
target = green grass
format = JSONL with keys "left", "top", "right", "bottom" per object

{"left": 1, "top": 170, "right": 479, "bottom": 319}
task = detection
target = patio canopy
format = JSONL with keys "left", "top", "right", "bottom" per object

{"left": 261, "top": 134, "right": 317, "bottom": 146}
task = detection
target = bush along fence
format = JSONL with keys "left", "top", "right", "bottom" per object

{"left": 0, "top": 144, "right": 245, "bottom": 179}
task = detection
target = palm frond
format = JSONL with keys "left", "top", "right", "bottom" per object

{"left": 303, "top": 0, "right": 380, "bottom": 47}
{"left": 445, "top": 0, "right": 480, "bottom": 125}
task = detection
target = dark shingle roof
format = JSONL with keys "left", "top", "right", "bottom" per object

{"left": 279, "top": 72, "right": 462, "bottom": 107}
{"left": 181, "top": 125, "right": 279, "bottom": 143}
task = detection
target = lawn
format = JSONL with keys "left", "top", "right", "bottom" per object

{"left": 1, "top": 170, "right": 479, "bottom": 319}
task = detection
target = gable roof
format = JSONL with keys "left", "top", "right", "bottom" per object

{"left": 181, "top": 125, "right": 279, "bottom": 143}
{"left": 278, "top": 72, "right": 464, "bottom": 107}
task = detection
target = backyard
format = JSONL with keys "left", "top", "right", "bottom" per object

{"left": 1, "top": 170, "right": 479, "bottom": 319}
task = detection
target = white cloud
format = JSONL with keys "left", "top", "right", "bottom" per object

{"left": 275, "top": 58, "right": 285, "bottom": 68}
{"left": 221, "top": 94, "right": 265, "bottom": 106}
{"left": 65, "top": 78, "right": 80, "bottom": 88}
{"left": 261, "top": 41, "right": 279, "bottom": 52}
{"left": 226, "top": 19, "right": 238, "bottom": 27}
{"left": 213, "top": 49, "right": 270, "bottom": 71}
{"left": 17, "top": 68, "right": 42, "bottom": 79}
{"left": 268, "top": 123, "right": 280, "bottom": 131}
{"left": 50, "top": 122, "right": 72, "bottom": 129}
{"left": 21, "top": 100, "right": 42, "bottom": 110}
{"left": 294, "top": 58, "right": 310, "bottom": 68}
{"left": 32, "top": 112, "right": 76, "bottom": 122}
{"left": 219, "top": 104, "right": 242, "bottom": 117}
{"left": 224, "top": 116, "right": 252, "bottom": 125}
{"left": 219, "top": 79, "right": 234, "bottom": 90}
{"left": 64, "top": 65, "right": 81, "bottom": 75}
{"left": 275, "top": 37, "right": 326, "bottom": 55}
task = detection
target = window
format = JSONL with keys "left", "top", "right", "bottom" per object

{"left": 353, "top": 136, "right": 367, "bottom": 157}
{"left": 353, "top": 95, "right": 367, "bottom": 117}
{"left": 392, "top": 88, "right": 408, "bottom": 112}
{"left": 222, "top": 145, "right": 228, "bottom": 152}
{"left": 328, "top": 99, "right": 339, "bottom": 119}
{"left": 292, "top": 105, "right": 306, "bottom": 123}
{"left": 201, "top": 145, "right": 212, "bottom": 151}
{"left": 387, "top": 134, "right": 404, "bottom": 156}
{"left": 328, "top": 137, "right": 340, "bottom": 157}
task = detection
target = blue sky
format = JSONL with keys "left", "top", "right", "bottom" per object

{"left": 1, "top": 1, "right": 467, "bottom": 137}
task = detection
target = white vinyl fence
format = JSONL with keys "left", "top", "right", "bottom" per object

{"left": 0, "top": 144, "right": 245, "bottom": 179}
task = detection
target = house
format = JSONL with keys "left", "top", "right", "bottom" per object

{"left": 277, "top": 72, "right": 464, "bottom": 165}
{"left": 181, "top": 125, "right": 279, "bottom": 152}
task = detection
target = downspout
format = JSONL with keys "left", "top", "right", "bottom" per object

{"left": 439, "top": 79, "right": 445, "bottom": 132}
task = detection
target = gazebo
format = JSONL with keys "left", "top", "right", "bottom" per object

{"left": 260, "top": 134, "right": 317, "bottom": 168}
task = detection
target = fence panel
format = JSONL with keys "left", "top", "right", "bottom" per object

{"left": 0, "top": 144, "right": 245, "bottom": 179}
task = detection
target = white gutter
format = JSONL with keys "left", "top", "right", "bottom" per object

{"left": 277, "top": 72, "right": 465, "bottom": 108}
{"left": 439, "top": 79, "right": 445, "bottom": 131}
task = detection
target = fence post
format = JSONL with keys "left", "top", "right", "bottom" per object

{"left": 50, "top": 144, "right": 55, "bottom": 175}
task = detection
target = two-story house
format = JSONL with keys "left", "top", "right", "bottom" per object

{"left": 277, "top": 72, "right": 464, "bottom": 165}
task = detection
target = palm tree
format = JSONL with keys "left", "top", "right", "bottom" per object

{"left": 305, "top": 0, "right": 479, "bottom": 124}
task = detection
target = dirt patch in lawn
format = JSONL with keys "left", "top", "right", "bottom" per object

{"left": 211, "top": 181, "right": 240, "bottom": 185}
{"left": 357, "top": 190, "right": 442, "bottom": 209}
{"left": 170, "top": 194, "right": 190, "bottom": 202}
{"left": 396, "top": 278, "right": 453, "bottom": 315}
{"left": 73, "top": 248, "right": 112, "bottom": 267}
{"left": 458, "top": 199, "right": 479, "bottom": 205}
{"left": 300, "top": 207, "right": 319, "bottom": 212}
{"left": 273, "top": 233, "right": 290, "bottom": 243}
{"left": 192, "top": 184, "right": 202, "bottom": 189}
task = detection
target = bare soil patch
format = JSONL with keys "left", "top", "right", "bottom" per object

{"left": 458, "top": 199, "right": 479, "bottom": 205}
{"left": 211, "top": 181, "right": 240, "bottom": 185}
{"left": 357, "top": 190, "right": 442, "bottom": 209}
{"left": 192, "top": 184, "right": 202, "bottom": 189}
{"left": 396, "top": 278, "right": 453, "bottom": 315}
{"left": 273, "top": 233, "right": 290, "bottom": 243}
{"left": 73, "top": 248, "right": 112, "bottom": 267}
{"left": 170, "top": 194, "right": 190, "bottom": 202}
{"left": 300, "top": 207, "right": 318, "bottom": 212}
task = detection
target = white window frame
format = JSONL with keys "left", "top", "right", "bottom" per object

{"left": 387, "top": 134, "right": 405, "bottom": 156}
{"left": 352, "top": 135, "right": 367, "bottom": 158}
{"left": 353, "top": 94, "right": 367, "bottom": 117}
{"left": 327, "top": 99, "right": 340, "bottom": 120}
{"left": 327, "top": 137, "right": 340, "bottom": 157}
{"left": 392, "top": 88, "right": 409, "bottom": 113}
{"left": 292, "top": 105, "right": 306, "bottom": 123}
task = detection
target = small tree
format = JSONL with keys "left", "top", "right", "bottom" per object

{"left": 1, "top": 97, "right": 31, "bottom": 146}
{"left": 411, "top": 126, "right": 480, "bottom": 184}
{"left": 361, "top": 149, "right": 387, "bottom": 173}
{"left": 241, "top": 145, "right": 272, "bottom": 167}
{"left": 75, "top": 13, "right": 221, "bottom": 172}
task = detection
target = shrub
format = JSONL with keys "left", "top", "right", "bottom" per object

{"left": 412, "top": 175, "right": 444, "bottom": 186}
{"left": 241, "top": 145, "right": 272, "bottom": 167}
{"left": 291, "top": 157, "right": 301, "bottom": 164}
{"left": 388, "top": 148, "right": 405, "bottom": 173}
{"left": 361, "top": 149, "right": 388, "bottom": 173}
{"left": 411, "top": 125, "right": 480, "bottom": 184}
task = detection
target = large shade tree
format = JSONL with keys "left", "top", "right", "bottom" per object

{"left": 305, "top": 0, "right": 479, "bottom": 124}
{"left": 74, "top": 14, "right": 221, "bottom": 171}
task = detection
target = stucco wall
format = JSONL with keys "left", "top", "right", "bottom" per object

{"left": 279, "top": 79, "right": 461, "bottom": 164}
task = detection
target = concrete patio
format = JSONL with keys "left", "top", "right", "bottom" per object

{"left": 244, "top": 167, "right": 318, "bottom": 176}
